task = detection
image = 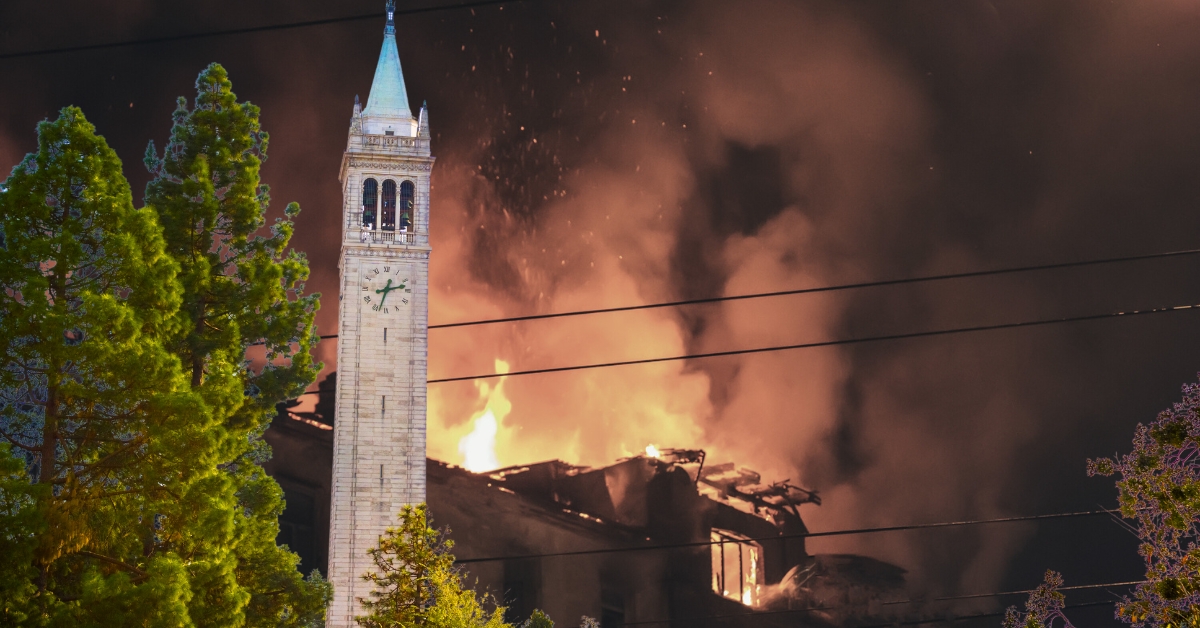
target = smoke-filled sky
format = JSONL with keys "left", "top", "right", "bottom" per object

{"left": 6, "top": 0, "right": 1200, "bottom": 617}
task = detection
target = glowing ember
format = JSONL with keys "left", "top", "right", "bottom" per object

{"left": 457, "top": 359, "right": 512, "bottom": 472}
{"left": 645, "top": 444, "right": 662, "bottom": 459}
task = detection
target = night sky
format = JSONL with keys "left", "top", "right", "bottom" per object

{"left": 5, "top": 0, "right": 1200, "bottom": 622}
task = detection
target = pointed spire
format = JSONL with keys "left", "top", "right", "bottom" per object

{"left": 418, "top": 101, "right": 430, "bottom": 139}
{"left": 363, "top": 0, "right": 412, "bottom": 124}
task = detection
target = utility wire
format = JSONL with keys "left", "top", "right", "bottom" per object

{"left": 290, "top": 247, "right": 1200, "bottom": 340}
{"left": 427, "top": 247, "right": 1200, "bottom": 330}
{"left": 428, "top": 301, "right": 1200, "bottom": 383}
{"left": 452, "top": 509, "right": 1112, "bottom": 564}
{"left": 620, "top": 598, "right": 1125, "bottom": 627}
{"left": 0, "top": 0, "right": 526, "bottom": 60}
{"left": 288, "top": 300, "right": 1200, "bottom": 393}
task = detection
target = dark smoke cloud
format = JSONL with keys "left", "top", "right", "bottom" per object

{"left": 6, "top": 0, "right": 1200, "bottom": 608}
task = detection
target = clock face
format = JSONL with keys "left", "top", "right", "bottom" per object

{"left": 360, "top": 264, "right": 412, "bottom": 316}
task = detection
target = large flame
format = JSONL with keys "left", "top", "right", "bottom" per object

{"left": 456, "top": 359, "right": 512, "bottom": 472}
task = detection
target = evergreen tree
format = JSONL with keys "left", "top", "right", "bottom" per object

{"left": 1087, "top": 378, "right": 1200, "bottom": 628}
{"left": 357, "top": 504, "right": 512, "bottom": 628}
{"left": 0, "top": 107, "right": 212, "bottom": 625}
{"left": 142, "top": 64, "right": 329, "bottom": 627}
{"left": 1002, "top": 571, "right": 1075, "bottom": 628}
{"left": 1006, "top": 376, "right": 1200, "bottom": 628}
{"left": 518, "top": 610, "right": 553, "bottom": 628}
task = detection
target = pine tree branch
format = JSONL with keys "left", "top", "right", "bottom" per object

{"left": 0, "top": 431, "right": 40, "bottom": 452}
{"left": 74, "top": 551, "right": 148, "bottom": 578}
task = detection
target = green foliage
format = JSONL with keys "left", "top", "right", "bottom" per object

{"left": 0, "top": 443, "right": 41, "bottom": 624}
{"left": 0, "top": 73, "right": 328, "bottom": 626}
{"left": 142, "top": 64, "right": 329, "bottom": 627}
{"left": 143, "top": 61, "right": 319, "bottom": 429}
{"left": 0, "top": 106, "right": 217, "bottom": 625}
{"left": 1010, "top": 377, "right": 1200, "bottom": 628}
{"left": 357, "top": 504, "right": 512, "bottom": 628}
{"left": 1084, "top": 377, "right": 1200, "bottom": 628}
{"left": 1002, "top": 571, "right": 1074, "bottom": 628}
{"left": 519, "top": 610, "right": 553, "bottom": 628}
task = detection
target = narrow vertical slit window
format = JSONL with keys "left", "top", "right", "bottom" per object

{"left": 361, "top": 178, "right": 378, "bottom": 229}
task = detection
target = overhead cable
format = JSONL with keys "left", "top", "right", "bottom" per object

{"left": 452, "top": 509, "right": 1113, "bottom": 564}
{"left": 288, "top": 301, "right": 1200, "bottom": 393}
{"left": 427, "top": 301, "right": 1200, "bottom": 383}
{"left": 427, "top": 246, "right": 1200, "bottom": 330}
{"left": 620, "top": 598, "right": 1125, "bottom": 627}
{"left": 285, "top": 247, "right": 1200, "bottom": 341}
{"left": 0, "top": 0, "right": 526, "bottom": 60}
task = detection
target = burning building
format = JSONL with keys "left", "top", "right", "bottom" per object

{"left": 264, "top": 383, "right": 906, "bottom": 627}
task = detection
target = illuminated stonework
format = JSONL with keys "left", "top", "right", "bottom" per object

{"left": 325, "top": 4, "right": 434, "bottom": 626}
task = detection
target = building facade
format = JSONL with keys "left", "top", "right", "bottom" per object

{"left": 325, "top": 1, "right": 434, "bottom": 624}
{"left": 268, "top": 391, "right": 906, "bottom": 627}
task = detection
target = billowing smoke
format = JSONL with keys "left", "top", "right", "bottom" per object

{"left": 9, "top": 0, "right": 1200, "bottom": 602}
{"left": 413, "top": 0, "right": 1200, "bottom": 598}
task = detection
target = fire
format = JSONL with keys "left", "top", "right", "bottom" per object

{"left": 645, "top": 444, "right": 662, "bottom": 459}
{"left": 457, "top": 359, "right": 512, "bottom": 472}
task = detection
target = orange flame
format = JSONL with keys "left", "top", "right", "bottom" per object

{"left": 456, "top": 359, "right": 512, "bottom": 472}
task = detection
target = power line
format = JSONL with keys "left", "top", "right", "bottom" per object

{"left": 427, "top": 247, "right": 1200, "bottom": 330}
{"left": 289, "top": 300, "right": 1200, "bottom": 393}
{"left": 0, "top": 0, "right": 526, "bottom": 61}
{"left": 452, "top": 509, "right": 1112, "bottom": 564}
{"left": 290, "top": 247, "right": 1200, "bottom": 341}
{"left": 620, "top": 597, "right": 1126, "bottom": 627}
{"left": 428, "top": 301, "right": 1200, "bottom": 383}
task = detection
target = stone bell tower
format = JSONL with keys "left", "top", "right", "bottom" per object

{"left": 326, "top": 1, "right": 433, "bottom": 625}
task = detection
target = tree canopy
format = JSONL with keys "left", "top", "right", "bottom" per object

{"left": 0, "top": 106, "right": 217, "bottom": 625}
{"left": 141, "top": 62, "right": 329, "bottom": 627}
{"left": 0, "top": 63, "right": 330, "bottom": 626}
{"left": 357, "top": 504, "right": 513, "bottom": 628}
{"left": 1006, "top": 376, "right": 1200, "bottom": 628}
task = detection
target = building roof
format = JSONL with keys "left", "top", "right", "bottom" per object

{"left": 362, "top": 7, "right": 413, "bottom": 121}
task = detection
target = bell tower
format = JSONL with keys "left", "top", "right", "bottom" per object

{"left": 327, "top": 1, "right": 433, "bottom": 625}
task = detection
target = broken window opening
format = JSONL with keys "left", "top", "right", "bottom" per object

{"left": 600, "top": 586, "right": 625, "bottom": 628}
{"left": 503, "top": 559, "right": 541, "bottom": 624}
{"left": 711, "top": 528, "right": 762, "bottom": 606}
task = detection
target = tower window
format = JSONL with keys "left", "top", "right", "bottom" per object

{"left": 399, "top": 180, "right": 415, "bottom": 231}
{"left": 381, "top": 180, "right": 397, "bottom": 231}
{"left": 361, "top": 178, "right": 378, "bottom": 229}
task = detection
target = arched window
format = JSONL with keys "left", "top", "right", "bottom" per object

{"left": 399, "top": 180, "right": 415, "bottom": 230}
{"left": 381, "top": 180, "right": 397, "bottom": 231}
{"left": 361, "top": 178, "right": 378, "bottom": 228}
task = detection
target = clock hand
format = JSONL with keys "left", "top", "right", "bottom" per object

{"left": 375, "top": 279, "right": 394, "bottom": 306}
